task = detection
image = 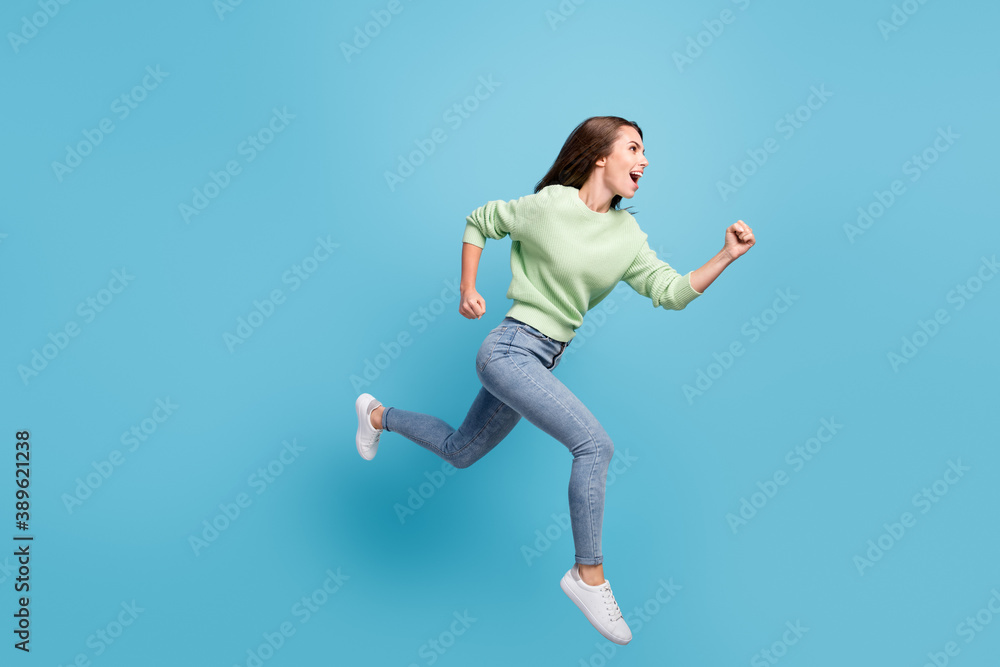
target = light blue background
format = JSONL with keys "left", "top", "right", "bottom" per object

{"left": 2, "top": 0, "right": 999, "bottom": 665}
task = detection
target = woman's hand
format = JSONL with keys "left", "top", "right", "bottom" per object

{"left": 723, "top": 220, "right": 755, "bottom": 261}
{"left": 690, "top": 221, "right": 756, "bottom": 293}
{"left": 459, "top": 286, "right": 486, "bottom": 319}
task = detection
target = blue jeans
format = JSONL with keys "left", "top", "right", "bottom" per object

{"left": 382, "top": 316, "right": 615, "bottom": 565}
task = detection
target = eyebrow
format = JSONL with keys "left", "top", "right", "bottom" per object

{"left": 628, "top": 140, "right": 645, "bottom": 153}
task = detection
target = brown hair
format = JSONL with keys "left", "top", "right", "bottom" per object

{"left": 534, "top": 116, "right": 643, "bottom": 214}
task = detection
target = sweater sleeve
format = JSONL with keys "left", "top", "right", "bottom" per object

{"left": 463, "top": 196, "right": 525, "bottom": 248}
{"left": 620, "top": 237, "right": 703, "bottom": 310}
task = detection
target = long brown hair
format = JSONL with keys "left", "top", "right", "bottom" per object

{"left": 534, "top": 116, "right": 643, "bottom": 213}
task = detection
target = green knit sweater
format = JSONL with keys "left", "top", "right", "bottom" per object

{"left": 463, "top": 184, "right": 702, "bottom": 342}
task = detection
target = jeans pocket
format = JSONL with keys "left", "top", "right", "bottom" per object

{"left": 517, "top": 324, "right": 550, "bottom": 340}
{"left": 476, "top": 326, "right": 507, "bottom": 372}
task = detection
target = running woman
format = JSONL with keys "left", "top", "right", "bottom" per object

{"left": 354, "top": 116, "right": 755, "bottom": 644}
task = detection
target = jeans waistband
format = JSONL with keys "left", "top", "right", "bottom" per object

{"left": 503, "top": 316, "right": 569, "bottom": 347}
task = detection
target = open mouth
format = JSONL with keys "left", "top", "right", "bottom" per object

{"left": 629, "top": 170, "right": 642, "bottom": 185}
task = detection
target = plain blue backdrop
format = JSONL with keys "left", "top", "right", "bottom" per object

{"left": 2, "top": 0, "right": 999, "bottom": 665}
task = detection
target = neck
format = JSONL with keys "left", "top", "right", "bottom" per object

{"left": 577, "top": 180, "right": 614, "bottom": 214}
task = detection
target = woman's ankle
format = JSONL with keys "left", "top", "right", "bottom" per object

{"left": 370, "top": 405, "right": 384, "bottom": 430}
{"left": 578, "top": 562, "right": 605, "bottom": 586}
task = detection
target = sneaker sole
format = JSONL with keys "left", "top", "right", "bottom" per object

{"left": 355, "top": 393, "right": 377, "bottom": 460}
{"left": 560, "top": 570, "right": 631, "bottom": 645}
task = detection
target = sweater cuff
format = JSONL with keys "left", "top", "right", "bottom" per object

{"left": 462, "top": 221, "right": 486, "bottom": 248}
{"left": 686, "top": 271, "right": 703, "bottom": 296}
{"left": 670, "top": 271, "right": 702, "bottom": 309}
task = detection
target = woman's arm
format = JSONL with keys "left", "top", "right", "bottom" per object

{"left": 459, "top": 242, "right": 487, "bottom": 319}
{"left": 689, "top": 221, "right": 755, "bottom": 293}
{"left": 461, "top": 241, "right": 482, "bottom": 290}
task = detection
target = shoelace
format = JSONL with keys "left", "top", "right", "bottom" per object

{"left": 598, "top": 582, "right": 623, "bottom": 622}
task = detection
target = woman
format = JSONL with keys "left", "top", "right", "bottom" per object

{"left": 354, "top": 116, "right": 755, "bottom": 644}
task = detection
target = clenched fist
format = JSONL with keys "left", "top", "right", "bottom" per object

{"left": 724, "top": 220, "right": 756, "bottom": 260}
{"left": 460, "top": 286, "right": 486, "bottom": 319}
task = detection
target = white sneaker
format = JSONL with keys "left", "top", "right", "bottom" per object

{"left": 560, "top": 564, "right": 632, "bottom": 645}
{"left": 355, "top": 393, "right": 383, "bottom": 460}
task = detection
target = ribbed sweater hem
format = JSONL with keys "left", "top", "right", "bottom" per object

{"left": 505, "top": 302, "right": 575, "bottom": 343}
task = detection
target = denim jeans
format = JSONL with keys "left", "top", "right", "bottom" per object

{"left": 382, "top": 316, "right": 615, "bottom": 565}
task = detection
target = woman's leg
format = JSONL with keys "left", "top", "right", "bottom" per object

{"left": 477, "top": 325, "right": 614, "bottom": 567}
{"left": 378, "top": 321, "right": 525, "bottom": 468}
{"left": 381, "top": 385, "right": 522, "bottom": 469}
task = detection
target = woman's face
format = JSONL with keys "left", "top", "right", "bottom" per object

{"left": 598, "top": 125, "right": 648, "bottom": 199}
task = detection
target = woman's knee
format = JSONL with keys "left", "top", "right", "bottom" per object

{"left": 450, "top": 454, "right": 474, "bottom": 470}
{"left": 576, "top": 430, "right": 614, "bottom": 464}
{"left": 442, "top": 444, "right": 480, "bottom": 470}
{"left": 596, "top": 433, "right": 614, "bottom": 464}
